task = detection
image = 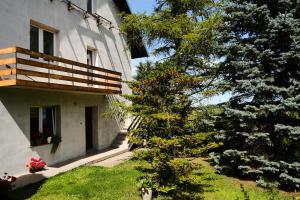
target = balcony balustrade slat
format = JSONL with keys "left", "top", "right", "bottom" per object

{"left": 16, "top": 58, "right": 121, "bottom": 81}
{"left": 0, "top": 47, "right": 17, "bottom": 55}
{"left": 17, "top": 68, "right": 122, "bottom": 88}
{"left": 0, "top": 58, "right": 17, "bottom": 65}
{"left": 0, "top": 68, "right": 16, "bottom": 76}
{"left": 16, "top": 80, "right": 120, "bottom": 94}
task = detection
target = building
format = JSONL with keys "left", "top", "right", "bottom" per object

{"left": 0, "top": 0, "right": 147, "bottom": 175}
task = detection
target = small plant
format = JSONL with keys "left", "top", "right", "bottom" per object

{"left": 26, "top": 157, "right": 46, "bottom": 173}
{"left": 0, "top": 172, "right": 16, "bottom": 197}
{"left": 137, "top": 176, "right": 154, "bottom": 193}
{"left": 50, "top": 135, "right": 62, "bottom": 154}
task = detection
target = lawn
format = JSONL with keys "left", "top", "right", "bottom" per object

{"left": 8, "top": 158, "right": 296, "bottom": 200}
{"left": 193, "top": 158, "right": 294, "bottom": 200}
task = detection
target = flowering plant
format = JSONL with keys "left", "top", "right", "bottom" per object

{"left": 26, "top": 157, "right": 46, "bottom": 173}
{"left": 0, "top": 172, "right": 16, "bottom": 196}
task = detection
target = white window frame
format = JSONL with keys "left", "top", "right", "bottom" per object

{"left": 30, "top": 24, "right": 56, "bottom": 57}
{"left": 87, "top": 48, "right": 95, "bottom": 85}
{"left": 30, "top": 106, "right": 58, "bottom": 136}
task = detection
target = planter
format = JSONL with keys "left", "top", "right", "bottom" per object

{"left": 141, "top": 188, "right": 153, "bottom": 200}
{"left": 47, "top": 137, "right": 52, "bottom": 144}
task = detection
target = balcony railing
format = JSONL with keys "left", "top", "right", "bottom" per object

{"left": 0, "top": 47, "right": 122, "bottom": 94}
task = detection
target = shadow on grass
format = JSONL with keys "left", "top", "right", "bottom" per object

{"left": 7, "top": 179, "right": 46, "bottom": 200}
{"left": 134, "top": 163, "right": 216, "bottom": 200}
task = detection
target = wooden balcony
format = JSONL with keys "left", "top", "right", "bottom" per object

{"left": 0, "top": 47, "right": 122, "bottom": 94}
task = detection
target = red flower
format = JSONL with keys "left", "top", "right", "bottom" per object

{"left": 27, "top": 157, "right": 46, "bottom": 173}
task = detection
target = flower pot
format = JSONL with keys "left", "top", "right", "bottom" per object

{"left": 47, "top": 137, "right": 52, "bottom": 144}
{"left": 141, "top": 188, "right": 152, "bottom": 200}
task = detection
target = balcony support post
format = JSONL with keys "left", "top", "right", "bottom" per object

{"left": 106, "top": 72, "right": 108, "bottom": 91}
{"left": 48, "top": 60, "right": 50, "bottom": 84}
{"left": 72, "top": 65, "right": 74, "bottom": 86}
{"left": 15, "top": 52, "right": 17, "bottom": 80}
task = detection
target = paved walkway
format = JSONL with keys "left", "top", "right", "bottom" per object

{"left": 14, "top": 147, "right": 130, "bottom": 189}
{"left": 92, "top": 151, "right": 133, "bottom": 167}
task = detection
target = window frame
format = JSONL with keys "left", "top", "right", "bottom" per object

{"left": 29, "top": 24, "right": 56, "bottom": 57}
{"left": 87, "top": 48, "right": 95, "bottom": 85}
{"left": 30, "top": 106, "right": 59, "bottom": 147}
{"left": 43, "top": 30, "right": 54, "bottom": 56}
{"left": 30, "top": 25, "right": 39, "bottom": 53}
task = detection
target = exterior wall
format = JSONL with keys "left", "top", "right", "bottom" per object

{"left": 0, "top": 88, "right": 121, "bottom": 175}
{"left": 0, "top": 0, "right": 132, "bottom": 93}
{"left": 0, "top": 0, "right": 132, "bottom": 175}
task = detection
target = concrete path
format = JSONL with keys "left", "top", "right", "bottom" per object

{"left": 93, "top": 151, "right": 133, "bottom": 167}
{"left": 14, "top": 147, "right": 130, "bottom": 189}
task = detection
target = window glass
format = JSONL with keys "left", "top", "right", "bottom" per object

{"left": 43, "top": 30, "right": 54, "bottom": 56}
{"left": 87, "top": 50, "right": 93, "bottom": 65}
{"left": 30, "top": 107, "right": 40, "bottom": 145}
{"left": 87, "top": 0, "right": 92, "bottom": 13}
{"left": 30, "top": 26, "right": 39, "bottom": 52}
{"left": 30, "top": 106, "right": 58, "bottom": 146}
{"left": 43, "top": 107, "right": 54, "bottom": 138}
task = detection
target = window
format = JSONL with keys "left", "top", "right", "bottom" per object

{"left": 87, "top": 49, "right": 94, "bottom": 84}
{"left": 30, "top": 106, "right": 59, "bottom": 146}
{"left": 30, "top": 26, "right": 39, "bottom": 52}
{"left": 87, "top": 49, "right": 93, "bottom": 66}
{"left": 87, "top": 0, "right": 93, "bottom": 13}
{"left": 29, "top": 25, "right": 55, "bottom": 56}
{"left": 43, "top": 30, "right": 54, "bottom": 56}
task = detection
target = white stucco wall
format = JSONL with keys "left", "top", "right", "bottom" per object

{"left": 0, "top": 0, "right": 132, "bottom": 175}
{"left": 0, "top": 0, "right": 132, "bottom": 93}
{"left": 0, "top": 88, "right": 121, "bottom": 175}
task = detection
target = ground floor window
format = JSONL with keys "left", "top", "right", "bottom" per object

{"left": 30, "top": 106, "right": 59, "bottom": 146}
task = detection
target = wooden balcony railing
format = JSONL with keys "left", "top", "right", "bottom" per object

{"left": 0, "top": 47, "right": 122, "bottom": 94}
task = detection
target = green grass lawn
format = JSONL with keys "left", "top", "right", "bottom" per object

{"left": 8, "top": 158, "right": 296, "bottom": 200}
{"left": 193, "top": 158, "right": 294, "bottom": 200}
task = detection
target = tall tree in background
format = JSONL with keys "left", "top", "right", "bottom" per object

{"left": 212, "top": 0, "right": 300, "bottom": 190}
{"left": 121, "top": 0, "right": 220, "bottom": 198}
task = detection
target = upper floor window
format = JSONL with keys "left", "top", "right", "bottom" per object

{"left": 30, "top": 25, "right": 54, "bottom": 56}
{"left": 87, "top": 0, "right": 93, "bottom": 13}
{"left": 30, "top": 26, "right": 39, "bottom": 52}
{"left": 87, "top": 49, "right": 94, "bottom": 66}
{"left": 43, "top": 30, "right": 54, "bottom": 56}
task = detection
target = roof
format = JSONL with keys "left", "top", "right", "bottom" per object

{"left": 113, "top": 0, "right": 149, "bottom": 59}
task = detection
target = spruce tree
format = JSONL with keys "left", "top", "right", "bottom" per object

{"left": 212, "top": 0, "right": 300, "bottom": 190}
{"left": 120, "top": 0, "right": 220, "bottom": 198}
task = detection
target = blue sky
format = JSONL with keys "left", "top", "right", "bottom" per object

{"left": 126, "top": 1, "right": 231, "bottom": 105}
{"left": 127, "top": 0, "right": 156, "bottom": 14}
{"left": 127, "top": 0, "right": 157, "bottom": 75}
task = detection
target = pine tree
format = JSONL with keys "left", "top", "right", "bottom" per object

{"left": 120, "top": 0, "right": 220, "bottom": 198}
{"left": 212, "top": 0, "right": 300, "bottom": 190}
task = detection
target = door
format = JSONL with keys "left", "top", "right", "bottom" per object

{"left": 85, "top": 107, "right": 93, "bottom": 151}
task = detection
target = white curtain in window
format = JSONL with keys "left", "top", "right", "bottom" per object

{"left": 52, "top": 107, "right": 56, "bottom": 135}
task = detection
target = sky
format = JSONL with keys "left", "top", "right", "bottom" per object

{"left": 126, "top": 1, "right": 231, "bottom": 105}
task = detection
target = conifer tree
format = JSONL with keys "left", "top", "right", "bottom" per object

{"left": 212, "top": 0, "right": 300, "bottom": 190}
{"left": 121, "top": 0, "right": 220, "bottom": 198}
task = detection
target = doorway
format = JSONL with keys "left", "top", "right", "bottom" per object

{"left": 85, "top": 107, "right": 94, "bottom": 151}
